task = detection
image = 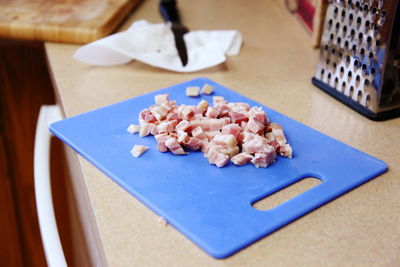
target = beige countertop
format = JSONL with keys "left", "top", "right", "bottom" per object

{"left": 45, "top": 0, "right": 400, "bottom": 265}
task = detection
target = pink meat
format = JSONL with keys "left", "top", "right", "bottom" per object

{"left": 242, "top": 135, "right": 272, "bottom": 154}
{"left": 217, "top": 104, "right": 231, "bottom": 117}
{"left": 213, "top": 96, "right": 227, "bottom": 106}
{"left": 175, "top": 120, "right": 191, "bottom": 132}
{"left": 165, "top": 137, "right": 187, "bottom": 155}
{"left": 190, "top": 117, "right": 229, "bottom": 132}
{"left": 279, "top": 144, "right": 293, "bottom": 158}
{"left": 184, "top": 137, "right": 203, "bottom": 151}
{"left": 204, "top": 131, "right": 220, "bottom": 141}
{"left": 206, "top": 146, "right": 229, "bottom": 167}
{"left": 177, "top": 130, "right": 189, "bottom": 143}
{"left": 231, "top": 152, "right": 253, "bottom": 166}
{"left": 245, "top": 118, "right": 264, "bottom": 134}
{"left": 251, "top": 149, "right": 276, "bottom": 168}
{"left": 191, "top": 126, "right": 208, "bottom": 140}
{"left": 139, "top": 109, "right": 156, "bottom": 123}
{"left": 166, "top": 108, "right": 179, "bottom": 120}
{"left": 154, "top": 94, "right": 169, "bottom": 105}
{"left": 229, "top": 111, "right": 248, "bottom": 124}
{"left": 205, "top": 107, "right": 219, "bottom": 118}
{"left": 139, "top": 123, "right": 155, "bottom": 137}
{"left": 154, "top": 134, "right": 169, "bottom": 152}
{"left": 212, "top": 134, "right": 237, "bottom": 147}
{"left": 157, "top": 120, "right": 178, "bottom": 133}
{"left": 221, "top": 124, "right": 242, "bottom": 139}
{"left": 178, "top": 105, "right": 194, "bottom": 120}
{"left": 248, "top": 106, "right": 268, "bottom": 125}
{"left": 229, "top": 102, "right": 250, "bottom": 112}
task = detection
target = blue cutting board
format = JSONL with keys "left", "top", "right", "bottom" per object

{"left": 50, "top": 78, "right": 387, "bottom": 259}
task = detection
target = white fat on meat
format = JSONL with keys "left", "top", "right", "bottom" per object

{"left": 201, "top": 84, "right": 214, "bottom": 95}
{"left": 127, "top": 124, "right": 140, "bottom": 134}
{"left": 154, "top": 94, "right": 169, "bottom": 105}
{"left": 231, "top": 152, "right": 253, "bottom": 166}
{"left": 186, "top": 86, "right": 200, "bottom": 97}
{"left": 130, "top": 145, "right": 149, "bottom": 158}
{"left": 165, "top": 137, "right": 187, "bottom": 155}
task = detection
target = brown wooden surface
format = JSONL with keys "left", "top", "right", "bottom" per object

{"left": 0, "top": 40, "right": 74, "bottom": 266}
{"left": 0, "top": 0, "right": 142, "bottom": 44}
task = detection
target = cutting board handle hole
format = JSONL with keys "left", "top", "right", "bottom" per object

{"left": 251, "top": 177, "right": 322, "bottom": 211}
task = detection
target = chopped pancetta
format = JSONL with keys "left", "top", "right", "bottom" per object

{"left": 129, "top": 88, "right": 293, "bottom": 168}
{"left": 130, "top": 145, "right": 149, "bottom": 158}
{"left": 231, "top": 152, "right": 253, "bottom": 166}
{"left": 127, "top": 124, "right": 140, "bottom": 134}
{"left": 186, "top": 86, "right": 200, "bottom": 97}
{"left": 165, "top": 137, "right": 187, "bottom": 155}
{"left": 201, "top": 84, "right": 214, "bottom": 95}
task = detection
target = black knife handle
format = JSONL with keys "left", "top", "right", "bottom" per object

{"left": 159, "top": 0, "right": 181, "bottom": 23}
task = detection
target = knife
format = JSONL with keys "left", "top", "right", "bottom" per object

{"left": 159, "top": 0, "right": 189, "bottom": 67}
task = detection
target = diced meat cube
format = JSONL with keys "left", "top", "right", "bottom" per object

{"left": 157, "top": 120, "right": 178, "bottom": 133}
{"left": 186, "top": 86, "right": 200, "bottom": 97}
{"left": 213, "top": 96, "right": 227, "bottom": 106}
{"left": 229, "top": 111, "right": 248, "bottom": 124}
{"left": 175, "top": 120, "right": 190, "bottom": 132}
{"left": 178, "top": 104, "right": 194, "bottom": 120}
{"left": 154, "top": 94, "right": 169, "bottom": 105}
{"left": 221, "top": 124, "right": 242, "bottom": 139}
{"left": 217, "top": 104, "right": 231, "bottom": 117}
{"left": 204, "top": 131, "right": 220, "bottom": 141}
{"left": 245, "top": 118, "right": 264, "bottom": 134}
{"left": 205, "top": 107, "right": 219, "bottom": 118}
{"left": 231, "top": 152, "right": 253, "bottom": 166}
{"left": 139, "top": 123, "right": 155, "bottom": 137}
{"left": 229, "top": 102, "right": 250, "bottom": 112}
{"left": 242, "top": 132, "right": 258, "bottom": 143}
{"left": 191, "top": 117, "right": 228, "bottom": 132}
{"left": 166, "top": 108, "right": 179, "bottom": 120}
{"left": 268, "top": 140, "right": 280, "bottom": 150}
{"left": 269, "top": 122, "right": 282, "bottom": 130}
{"left": 248, "top": 106, "right": 268, "bottom": 125}
{"left": 192, "top": 126, "right": 208, "bottom": 140}
{"left": 242, "top": 135, "right": 272, "bottom": 154}
{"left": 206, "top": 146, "right": 229, "bottom": 167}
{"left": 150, "top": 105, "right": 169, "bottom": 121}
{"left": 165, "top": 137, "right": 187, "bottom": 155}
{"left": 127, "top": 124, "right": 140, "bottom": 134}
{"left": 177, "top": 130, "right": 189, "bottom": 143}
{"left": 265, "top": 132, "right": 275, "bottom": 141}
{"left": 271, "top": 128, "right": 287, "bottom": 145}
{"left": 240, "top": 120, "right": 248, "bottom": 130}
{"left": 201, "top": 84, "right": 214, "bottom": 95}
{"left": 251, "top": 149, "right": 276, "bottom": 168}
{"left": 184, "top": 137, "right": 203, "bottom": 151}
{"left": 279, "top": 144, "right": 293, "bottom": 158}
{"left": 212, "top": 134, "right": 237, "bottom": 148}
{"left": 221, "top": 146, "right": 239, "bottom": 157}
{"left": 130, "top": 145, "right": 149, "bottom": 158}
{"left": 139, "top": 109, "right": 156, "bottom": 123}
{"left": 196, "top": 100, "right": 209, "bottom": 113}
{"left": 154, "top": 134, "right": 169, "bottom": 152}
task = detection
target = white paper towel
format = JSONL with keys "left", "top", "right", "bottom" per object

{"left": 74, "top": 20, "right": 243, "bottom": 72}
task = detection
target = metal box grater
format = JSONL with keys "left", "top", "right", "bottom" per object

{"left": 312, "top": 0, "right": 400, "bottom": 120}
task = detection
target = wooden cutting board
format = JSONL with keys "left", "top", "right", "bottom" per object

{"left": 0, "top": 0, "right": 141, "bottom": 44}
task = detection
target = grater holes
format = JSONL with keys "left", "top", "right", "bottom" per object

{"left": 321, "top": 68, "right": 325, "bottom": 77}
{"left": 328, "top": 19, "right": 333, "bottom": 29}
{"left": 334, "top": 7, "right": 339, "bottom": 18}
{"left": 376, "top": 39, "right": 381, "bottom": 47}
{"left": 362, "top": 63, "right": 367, "bottom": 71}
{"left": 350, "top": 29, "right": 356, "bottom": 39}
{"left": 342, "top": 81, "right": 347, "bottom": 92}
{"left": 346, "top": 55, "right": 351, "bottom": 64}
{"left": 324, "top": 44, "right": 329, "bottom": 50}
{"left": 358, "top": 32, "right": 364, "bottom": 43}
{"left": 365, "top": 79, "right": 370, "bottom": 86}
{"left": 338, "top": 51, "right": 343, "bottom": 59}
{"left": 372, "top": 6, "right": 377, "bottom": 14}
{"left": 365, "top": 20, "right": 370, "bottom": 29}
{"left": 337, "top": 37, "right": 342, "bottom": 45}
{"left": 331, "top": 47, "right": 336, "bottom": 55}
{"left": 360, "top": 47, "right": 365, "bottom": 56}
{"left": 335, "top": 77, "right": 339, "bottom": 87}
{"left": 371, "top": 67, "right": 376, "bottom": 74}
{"left": 354, "top": 59, "right": 359, "bottom": 68}
{"left": 378, "top": 11, "right": 386, "bottom": 26}
{"left": 347, "top": 70, "right": 353, "bottom": 82}
{"left": 356, "top": 75, "right": 361, "bottom": 86}
{"left": 369, "top": 52, "right": 374, "bottom": 60}
{"left": 366, "top": 94, "right": 371, "bottom": 108}
{"left": 326, "top": 59, "right": 331, "bottom": 65}
{"left": 330, "top": 33, "right": 334, "bottom": 41}
{"left": 335, "top": 22, "right": 340, "bottom": 32}
{"left": 344, "top": 40, "right": 349, "bottom": 49}
{"left": 341, "top": 9, "right": 346, "bottom": 21}
{"left": 355, "top": 1, "right": 360, "bottom": 10}
{"left": 340, "top": 66, "right": 345, "bottom": 77}
{"left": 349, "top": 13, "right": 354, "bottom": 23}
{"left": 363, "top": 3, "right": 369, "bottom": 11}
{"left": 333, "top": 62, "right": 337, "bottom": 69}
{"left": 357, "top": 90, "right": 362, "bottom": 102}
{"left": 349, "top": 86, "right": 355, "bottom": 98}
{"left": 367, "top": 36, "right": 372, "bottom": 44}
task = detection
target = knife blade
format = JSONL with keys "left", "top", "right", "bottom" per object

{"left": 159, "top": 0, "right": 189, "bottom": 67}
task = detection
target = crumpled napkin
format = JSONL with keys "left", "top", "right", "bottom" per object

{"left": 73, "top": 20, "right": 243, "bottom": 72}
